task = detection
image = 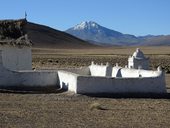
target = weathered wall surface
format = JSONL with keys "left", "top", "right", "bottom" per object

{"left": 19, "top": 70, "right": 58, "bottom": 87}
{"left": 0, "top": 66, "right": 59, "bottom": 87}
{"left": 0, "top": 45, "right": 32, "bottom": 71}
{"left": 76, "top": 75, "right": 166, "bottom": 94}
{"left": 0, "top": 66, "right": 20, "bottom": 86}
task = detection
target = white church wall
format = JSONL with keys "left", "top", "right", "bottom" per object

{"left": 128, "top": 48, "right": 149, "bottom": 70}
{"left": 133, "top": 59, "right": 149, "bottom": 70}
{"left": 128, "top": 57, "right": 134, "bottom": 69}
{"left": 0, "top": 45, "right": 32, "bottom": 71}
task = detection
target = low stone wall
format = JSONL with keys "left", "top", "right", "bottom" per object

{"left": 0, "top": 66, "right": 19, "bottom": 86}
{"left": 76, "top": 75, "right": 166, "bottom": 94}
{"left": 57, "top": 69, "right": 166, "bottom": 94}
{"left": 0, "top": 65, "right": 167, "bottom": 94}
{"left": 19, "top": 70, "right": 59, "bottom": 87}
{"left": 113, "top": 68, "right": 162, "bottom": 78}
{"left": 0, "top": 66, "right": 59, "bottom": 87}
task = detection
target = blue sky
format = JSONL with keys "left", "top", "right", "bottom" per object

{"left": 0, "top": 0, "right": 170, "bottom": 36}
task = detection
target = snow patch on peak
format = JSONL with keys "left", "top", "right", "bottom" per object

{"left": 73, "top": 21, "right": 99, "bottom": 30}
{"left": 73, "top": 21, "right": 87, "bottom": 30}
{"left": 89, "top": 21, "right": 98, "bottom": 27}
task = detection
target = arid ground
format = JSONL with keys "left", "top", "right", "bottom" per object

{"left": 1, "top": 47, "right": 170, "bottom": 128}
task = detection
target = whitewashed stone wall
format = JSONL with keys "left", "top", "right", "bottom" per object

{"left": 0, "top": 58, "right": 166, "bottom": 94}
{"left": 58, "top": 66, "right": 166, "bottom": 94}
{"left": 0, "top": 65, "right": 59, "bottom": 87}
{"left": 19, "top": 70, "right": 58, "bottom": 87}
{"left": 76, "top": 75, "right": 166, "bottom": 94}
{"left": 112, "top": 67, "right": 162, "bottom": 78}
{"left": 0, "top": 45, "right": 32, "bottom": 71}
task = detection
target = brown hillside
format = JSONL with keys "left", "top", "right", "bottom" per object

{"left": 142, "top": 35, "right": 170, "bottom": 46}
{"left": 27, "top": 22, "right": 97, "bottom": 49}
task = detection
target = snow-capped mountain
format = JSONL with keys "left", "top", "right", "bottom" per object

{"left": 66, "top": 21, "right": 140, "bottom": 45}
{"left": 66, "top": 21, "right": 170, "bottom": 46}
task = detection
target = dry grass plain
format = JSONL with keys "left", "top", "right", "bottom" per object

{"left": 1, "top": 46, "right": 170, "bottom": 128}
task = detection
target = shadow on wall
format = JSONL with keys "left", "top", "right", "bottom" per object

{"left": 116, "top": 69, "right": 122, "bottom": 77}
{"left": 106, "top": 66, "right": 112, "bottom": 76}
{"left": 62, "top": 82, "right": 69, "bottom": 90}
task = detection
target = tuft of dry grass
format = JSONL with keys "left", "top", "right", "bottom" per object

{"left": 89, "top": 102, "right": 108, "bottom": 110}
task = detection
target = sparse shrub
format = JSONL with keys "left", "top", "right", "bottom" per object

{"left": 89, "top": 102, "right": 107, "bottom": 110}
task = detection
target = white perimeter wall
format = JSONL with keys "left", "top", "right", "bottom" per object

{"left": 0, "top": 66, "right": 59, "bottom": 87}
{"left": 76, "top": 75, "right": 166, "bottom": 94}
{"left": 113, "top": 68, "right": 162, "bottom": 78}
{"left": 19, "top": 70, "right": 59, "bottom": 87}
{"left": 90, "top": 65, "right": 162, "bottom": 78}
{"left": 0, "top": 45, "right": 32, "bottom": 71}
{"left": 57, "top": 70, "right": 166, "bottom": 94}
{"left": 0, "top": 63, "right": 167, "bottom": 94}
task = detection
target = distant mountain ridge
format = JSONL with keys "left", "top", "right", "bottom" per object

{"left": 66, "top": 21, "right": 170, "bottom": 46}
